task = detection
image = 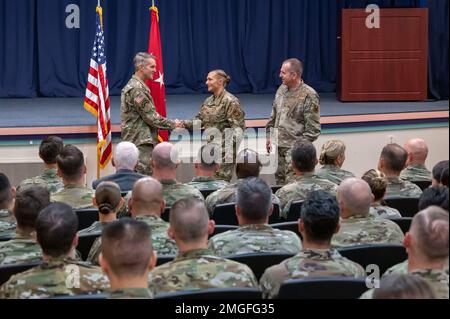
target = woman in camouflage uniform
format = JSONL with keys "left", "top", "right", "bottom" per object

{"left": 316, "top": 140, "right": 355, "bottom": 185}
{"left": 184, "top": 70, "right": 246, "bottom": 182}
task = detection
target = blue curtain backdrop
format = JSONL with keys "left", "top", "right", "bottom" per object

{"left": 0, "top": 0, "right": 448, "bottom": 99}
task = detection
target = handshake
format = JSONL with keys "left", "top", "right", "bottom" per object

{"left": 174, "top": 119, "right": 185, "bottom": 129}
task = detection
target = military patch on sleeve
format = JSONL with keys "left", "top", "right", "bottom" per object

{"left": 134, "top": 92, "right": 146, "bottom": 106}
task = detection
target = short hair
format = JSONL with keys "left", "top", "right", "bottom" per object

{"left": 36, "top": 202, "right": 78, "bottom": 257}
{"left": 14, "top": 186, "right": 50, "bottom": 229}
{"left": 362, "top": 169, "right": 388, "bottom": 201}
{"left": 291, "top": 138, "right": 317, "bottom": 172}
{"left": 102, "top": 219, "right": 153, "bottom": 277}
{"left": 134, "top": 52, "right": 155, "bottom": 72}
{"left": 0, "top": 173, "right": 13, "bottom": 206}
{"left": 300, "top": 190, "right": 340, "bottom": 242}
{"left": 373, "top": 274, "right": 436, "bottom": 299}
{"left": 235, "top": 149, "right": 262, "bottom": 179}
{"left": 380, "top": 144, "right": 408, "bottom": 172}
{"left": 441, "top": 167, "right": 449, "bottom": 187}
{"left": 411, "top": 206, "right": 449, "bottom": 261}
{"left": 338, "top": 178, "right": 372, "bottom": 216}
{"left": 95, "top": 182, "right": 122, "bottom": 215}
{"left": 418, "top": 187, "right": 449, "bottom": 211}
{"left": 152, "top": 142, "right": 178, "bottom": 170}
{"left": 319, "top": 140, "right": 346, "bottom": 165}
{"left": 236, "top": 177, "right": 272, "bottom": 222}
{"left": 196, "top": 144, "right": 221, "bottom": 170}
{"left": 210, "top": 70, "right": 231, "bottom": 87}
{"left": 432, "top": 160, "right": 449, "bottom": 184}
{"left": 283, "top": 58, "right": 303, "bottom": 77}
{"left": 114, "top": 142, "right": 139, "bottom": 170}
{"left": 56, "top": 145, "right": 85, "bottom": 180}
{"left": 170, "top": 198, "right": 209, "bottom": 242}
{"left": 39, "top": 136, "right": 64, "bottom": 165}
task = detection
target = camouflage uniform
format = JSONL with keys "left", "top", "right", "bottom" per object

{"left": 18, "top": 168, "right": 64, "bottom": 194}
{"left": 205, "top": 178, "right": 280, "bottom": 215}
{"left": 160, "top": 179, "right": 204, "bottom": 207}
{"left": 385, "top": 177, "right": 423, "bottom": 198}
{"left": 78, "top": 221, "right": 108, "bottom": 265}
{"left": 383, "top": 260, "right": 449, "bottom": 277}
{"left": 121, "top": 75, "right": 176, "bottom": 175}
{"left": 51, "top": 184, "right": 95, "bottom": 210}
{"left": 148, "top": 248, "right": 258, "bottom": 295}
{"left": 109, "top": 288, "right": 153, "bottom": 299}
{"left": 260, "top": 248, "right": 366, "bottom": 299}
{"left": 135, "top": 215, "right": 178, "bottom": 256}
{"left": 0, "top": 257, "right": 109, "bottom": 299}
{"left": 266, "top": 83, "right": 321, "bottom": 185}
{"left": 0, "top": 232, "right": 42, "bottom": 266}
{"left": 0, "top": 209, "right": 16, "bottom": 238}
{"left": 316, "top": 164, "right": 355, "bottom": 185}
{"left": 0, "top": 208, "right": 15, "bottom": 223}
{"left": 275, "top": 173, "right": 338, "bottom": 219}
{"left": 369, "top": 202, "right": 402, "bottom": 219}
{"left": 208, "top": 224, "right": 301, "bottom": 256}
{"left": 78, "top": 221, "right": 106, "bottom": 236}
{"left": 184, "top": 90, "right": 246, "bottom": 182}
{"left": 361, "top": 268, "right": 449, "bottom": 299}
{"left": 400, "top": 164, "right": 432, "bottom": 182}
{"left": 331, "top": 215, "right": 404, "bottom": 248}
{"left": 187, "top": 176, "right": 229, "bottom": 192}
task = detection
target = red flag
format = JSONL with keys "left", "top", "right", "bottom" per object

{"left": 146, "top": 6, "right": 168, "bottom": 142}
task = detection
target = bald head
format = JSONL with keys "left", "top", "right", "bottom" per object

{"left": 404, "top": 138, "right": 428, "bottom": 165}
{"left": 337, "top": 178, "right": 372, "bottom": 217}
{"left": 169, "top": 198, "right": 209, "bottom": 243}
{"left": 152, "top": 142, "right": 179, "bottom": 170}
{"left": 131, "top": 177, "right": 164, "bottom": 216}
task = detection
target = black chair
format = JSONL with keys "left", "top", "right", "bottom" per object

{"left": 0, "top": 262, "right": 41, "bottom": 285}
{"left": 200, "top": 189, "right": 217, "bottom": 200}
{"left": 154, "top": 287, "right": 262, "bottom": 299}
{"left": 227, "top": 253, "right": 294, "bottom": 281}
{"left": 411, "top": 180, "right": 432, "bottom": 191}
{"left": 389, "top": 217, "right": 413, "bottom": 234}
{"left": 0, "top": 235, "right": 13, "bottom": 242}
{"left": 384, "top": 197, "right": 419, "bottom": 217}
{"left": 161, "top": 207, "right": 171, "bottom": 222}
{"left": 48, "top": 293, "right": 108, "bottom": 299}
{"left": 338, "top": 244, "right": 407, "bottom": 275}
{"left": 271, "top": 185, "right": 282, "bottom": 194}
{"left": 278, "top": 277, "right": 368, "bottom": 299}
{"left": 271, "top": 221, "right": 302, "bottom": 239}
{"left": 212, "top": 203, "right": 280, "bottom": 225}
{"left": 75, "top": 209, "right": 99, "bottom": 231}
{"left": 285, "top": 201, "right": 303, "bottom": 221}
{"left": 210, "top": 225, "right": 238, "bottom": 238}
{"left": 156, "top": 255, "right": 175, "bottom": 266}
{"left": 77, "top": 233, "right": 101, "bottom": 261}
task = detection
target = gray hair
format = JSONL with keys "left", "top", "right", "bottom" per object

{"left": 133, "top": 52, "right": 156, "bottom": 72}
{"left": 283, "top": 58, "right": 303, "bottom": 77}
{"left": 114, "top": 142, "right": 139, "bottom": 170}
{"left": 236, "top": 177, "right": 272, "bottom": 222}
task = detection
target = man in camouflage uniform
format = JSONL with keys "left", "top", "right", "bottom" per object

{"left": 183, "top": 69, "right": 246, "bottom": 182}
{"left": 260, "top": 190, "right": 365, "bottom": 299}
{"left": 361, "top": 206, "right": 449, "bottom": 299}
{"left": 0, "top": 173, "right": 16, "bottom": 237}
{"left": 266, "top": 58, "right": 321, "bottom": 186}
{"left": 151, "top": 142, "right": 204, "bottom": 207}
{"left": 187, "top": 144, "right": 229, "bottom": 192}
{"left": 51, "top": 145, "right": 95, "bottom": 209}
{"left": 400, "top": 138, "right": 432, "bottom": 182}
{"left": 332, "top": 178, "right": 404, "bottom": 247}
{"left": 18, "top": 136, "right": 64, "bottom": 194}
{"left": 275, "top": 139, "right": 338, "bottom": 219}
{"left": 0, "top": 186, "right": 49, "bottom": 266}
{"left": 148, "top": 198, "right": 258, "bottom": 295}
{"left": 121, "top": 52, "right": 181, "bottom": 176}
{"left": 316, "top": 140, "right": 355, "bottom": 185}
{"left": 209, "top": 177, "right": 301, "bottom": 256}
{"left": 0, "top": 203, "right": 109, "bottom": 299}
{"left": 378, "top": 143, "right": 423, "bottom": 198}
{"left": 99, "top": 219, "right": 155, "bottom": 299}
{"left": 205, "top": 149, "right": 280, "bottom": 215}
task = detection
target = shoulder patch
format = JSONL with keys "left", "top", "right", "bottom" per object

{"left": 134, "top": 92, "right": 145, "bottom": 105}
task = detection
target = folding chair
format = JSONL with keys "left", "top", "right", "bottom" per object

{"left": 77, "top": 233, "right": 101, "bottom": 261}
{"left": 155, "top": 287, "right": 262, "bottom": 299}
{"left": 75, "top": 209, "right": 99, "bottom": 231}
{"left": 411, "top": 180, "right": 431, "bottom": 191}
{"left": 384, "top": 197, "right": 419, "bottom": 217}
{"left": 285, "top": 201, "right": 303, "bottom": 221}
{"left": 389, "top": 217, "right": 413, "bottom": 234}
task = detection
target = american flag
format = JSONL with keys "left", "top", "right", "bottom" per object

{"left": 84, "top": 7, "right": 112, "bottom": 169}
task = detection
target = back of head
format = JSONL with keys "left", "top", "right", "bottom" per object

{"left": 170, "top": 198, "right": 209, "bottom": 243}
{"left": 36, "top": 202, "right": 78, "bottom": 258}
{"left": 95, "top": 182, "right": 122, "bottom": 215}
{"left": 0, "top": 173, "right": 12, "bottom": 208}
{"left": 283, "top": 58, "right": 303, "bottom": 77}
{"left": 362, "top": 169, "right": 388, "bottom": 201}
{"left": 56, "top": 145, "right": 85, "bottom": 180}
{"left": 432, "top": 160, "right": 449, "bottom": 184}
{"left": 39, "top": 136, "right": 64, "bottom": 165}
{"left": 319, "top": 140, "right": 346, "bottom": 165}
{"left": 131, "top": 177, "right": 164, "bottom": 214}
{"left": 236, "top": 149, "right": 261, "bottom": 179}
{"left": 196, "top": 144, "right": 221, "bottom": 170}
{"left": 102, "top": 219, "right": 153, "bottom": 278}
{"left": 337, "top": 178, "right": 372, "bottom": 217}
{"left": 380, "top": 144, "right": 408, "bottom": 173}
{"left": 410, "top": 206, "right": 449, "bottom": 262}
{"left": 114, "top": 142, "right": 139, "bottom": 170}
{"left": 404, "top": 138, "right": 429, "bottom": 164}
{"left": 211, "top": 69, "right": 231, "bottom": 87}
{"left": 418, "top": 187, "right": 449, "bottom": 211}
{"left": 300, "top": 190, "right": 340, "bottom": 243}
{"left": 441, "top": 167, "right": 449, "bottom": 187}
{"left": 152, "top": 142, "right": 178, "bottom": 170}
{"left": 291, "top": 138, "right": 317, "bottom": 173}
{"left": 14, "top": 186, "right": 50, "bottom": 229}
{"left": 373, "top": 274, "right": 436, "bottom": 299}
{"left": 236, "top": 177, "right": 272, "bottom": 223}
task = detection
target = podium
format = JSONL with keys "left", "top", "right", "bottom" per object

{"left": 338, "top": 8, "right": 428, "bottom": 101}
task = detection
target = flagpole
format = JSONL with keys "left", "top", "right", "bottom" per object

{"left": 97, "top": 0, "right": 101, "bottom": 179}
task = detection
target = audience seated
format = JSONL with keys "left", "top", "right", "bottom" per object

{"left": 400, "top": 138, "right": 432, "bottom": 182}
{"left": 0, "top": 173, "right": 16, "bottom": 236}
{"left": 418, "top": 186, "right": 449, "bottom": 212}
{"left": 432, "top": 160, "right": 449, "bottom": 188}
{"left": 372, "top": 274, "right": 436, "bottom": 299}
{"left": 316, "top": 140, "right": 355, "bottom": 185}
